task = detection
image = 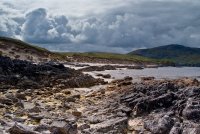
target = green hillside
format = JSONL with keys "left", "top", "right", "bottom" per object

{"left": 129, "top": 44, "right": 200, "bottom": 66}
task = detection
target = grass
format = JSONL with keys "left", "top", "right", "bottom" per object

{"left": 59, "top": 52, "right": 175, "bottom": 65}
{"left": 0, "top": 37, "right": 67, "bottom": 60}
{"left": 0, "top": 37, "right": 49, "bottom": 53}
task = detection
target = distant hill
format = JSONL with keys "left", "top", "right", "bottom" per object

{"left": 59, "top": 52, "right": 166, "bottom": 65}
{"left": 0, "top": 37, "right": 66, "bottom": 62}
{"left": 128, "top": 44, "right": 200, "bottom": 66}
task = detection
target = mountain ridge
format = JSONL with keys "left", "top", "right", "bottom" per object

{"left": 129, "top": 44, "right": 200, "bottom": 66}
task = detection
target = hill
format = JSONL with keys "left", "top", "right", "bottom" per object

{"left": 59, "top": 52, "right": 170, "bottom": 65}
{"left": 0, "top": 37, "right": 174, "bottom": 66}
{"left": 129, "top": 44, "right": 200, "bottom": 66}
{"left": 0, "top": 37, "right": 66, "bottom": 62}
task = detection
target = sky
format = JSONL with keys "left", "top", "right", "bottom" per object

{"left": 0, "top": 0, "right": 200, "bottom": 53}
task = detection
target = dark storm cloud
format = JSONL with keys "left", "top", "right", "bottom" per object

{"left": 0, "top": 0, "right": 200, "bottom": 53}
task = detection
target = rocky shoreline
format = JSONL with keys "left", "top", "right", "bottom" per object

{"left": 0, "top": 56, "right": 200, "bottom": 134}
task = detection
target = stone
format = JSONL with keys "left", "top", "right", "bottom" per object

{"left": 133, "top": 93, "right": 177, "bottom": 116}
{"left": 0, "top": 103, "right": 6, "bottom": 108}
{"left": 96, "top": 74, "right": 111, "bottom": 79}
{"left": 144, "top": 115, "right": 174, "bottom": 134}
{"left": 169, "top": 123, "right": 182, "bottom": 134}
{"left": 72, "top": 111, "right": 82, "bottom": 117}
{"left": 5, "top": 93, "right": 19, "bottom": 103}
{"left": 0, "top": 97, "right": 13, "bottom": 105}
{"left": 78, "top": 124, "right": 90, "bottom": 130}
{"left": 91, "top": 117, "right": 128, "bottom": 133}
{"left": 65, "top": 94, "right": 80, "bottom": 102}
{"left": 28, "top": 113, "right": 44, "bottom": 121}
{"left": 128, "top": 118, "right": 144, "bottom": 131}
{"left": 182, "top": 127, "right": 200, "bottom": 134}
{"left": 34, "top": 124, "right": 49, "bottom": 132}
{"left": 15, "top": 93, "right": 26, "bottom": 100}
{"left": 63, "top": 103, "right": 71, "bottom": 109}
{"left": 141, "top": 77, "right": 155, "bottom": 81}
{"left": 8, "top": 123, "right": 37, "bottom": 134}
{"left": 182, "top": 98, "right": 200, "bottom": 121}
{"left": 50, "top": 120, "right": 78, "bottom": 134}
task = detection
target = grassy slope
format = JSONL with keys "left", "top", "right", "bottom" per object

{"left": 129, "top": 44, "right": 200, "bottom": 66}
{"left": 59, "top": 52, "right": 174, "bottom": 65}
{"left": 0, "top": 37, "right": 49, "bottom": 52}
{"left": 0, "top": 37, "right": 66, "bottom": 60}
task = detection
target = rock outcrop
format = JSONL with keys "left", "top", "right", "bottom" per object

{"left": 0, "top": 56, "right": 104, "bottom": 89}
{"left": 121, "top": 78, "right": 200, "bottom": 133}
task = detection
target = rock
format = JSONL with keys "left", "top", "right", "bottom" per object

{"left": 169, "top": 123, "right": 182, "bottom": 134}
{"left": 78, "top": 124, "right": 90, "bottom": 130}
{"left": 50, "top": 120, "right": 78, "bottom": 134}
{"left": 61, "top": 90, "right": 71, "bottom": 95}
{"left": 120, "top": 106, "right": 132, "bottom": 116}
{"left": 63, "top": 103, "right": 71, "bottom": 109}
{"left": 124, "top": 76, "right": 133, "bottom": 81}
{"left": 8, "top": 123, "right": 37, "bottom": 134}
{"left": 17, "top": 78, "right": 40, "bottom": 89}
{"left": 183, "top": 87, "right": 200, "bottom": 97}
{"left": 102, "top": 74, "right": 111, "bottom": 79}
{"left": 87, "top": 116, "right": 104, "bottom": 124}
{"left": 0, "top": 119, "right": 8, "bottom": 126}
{"left": 0, "top": 97, "right": 13, "bottom": 105}
{"left": 90, "top": 117, "right": 128, "bottom": 133}
{"left": 128, "top": 118, "right": 144, "bottom": 131}
{"left": 96, "top": 74, "right": 111, "bottom": 79}
{"left": 72, "top": 111, "right": 82, "bottom": 117}
{"left": 15, "top": 93, "right": 26, "bottom": 100}
{"left": 34, "top": 124, "right": 49, "bottom": 132}
{"left": 65, "top": 94, "right": 80, "bottom": 102}
{"left": 28, "top": 106, "right": 41, "bottom": 113}
{"left": 133, "top": 93, "right": 177, "bottom": 116}
{"left": 182, "top": 98, "right": 200, "bottom": 121}
{"left": 13, "top": 117, "right": 27, "bottom": 123}
{"left": 40, "top": 119, "right": 52, "bottom": 125}
{"left": 0, "top": 103, "right": 6, "bottom": 108}
{"left": 126, "top": 66, "right": 143, "bottom": 70}
{"left": 0, "top": 56, "right": 102, "bottom": 89}
{"left": 21, "top": 101, "right": 35, "bottom": 110}
{"left": 141, "top": 77, "right": 155, "bottom": 81}
{"left": 144, "top": 115, "right": 174, "bottom": 134}
{"left": 28, "top": 113, "right": 44, "bottom": 121}
{"left": 182, "top": 126, "right": 200, "bottom": 134}
{"left": 5, "top": 93, "right": 19, "bottom": 103}
{"left": 79, "top": 65, "right": 116, "bottom": 72}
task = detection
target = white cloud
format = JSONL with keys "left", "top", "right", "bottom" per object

{"left": 21, "top": 8, "right": 72, "bottom": 43}
{"left": 1, "top": 0, "right": 200, "bottom": 53}
{"left": 1, "top": 0, "right": 131, "bottom": 17}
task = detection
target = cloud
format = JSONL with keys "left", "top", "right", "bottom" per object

{"left": 1, "top": 0, "right": 130, "bottom": 17}
{"left": 1, "top": 0, "right": 200, "bottom": 53}
{"left": 22, "top": 8, "right": 72, "bottom": 43}
{"left": 0, "top": 3, "right": 22, "bottom": 37}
